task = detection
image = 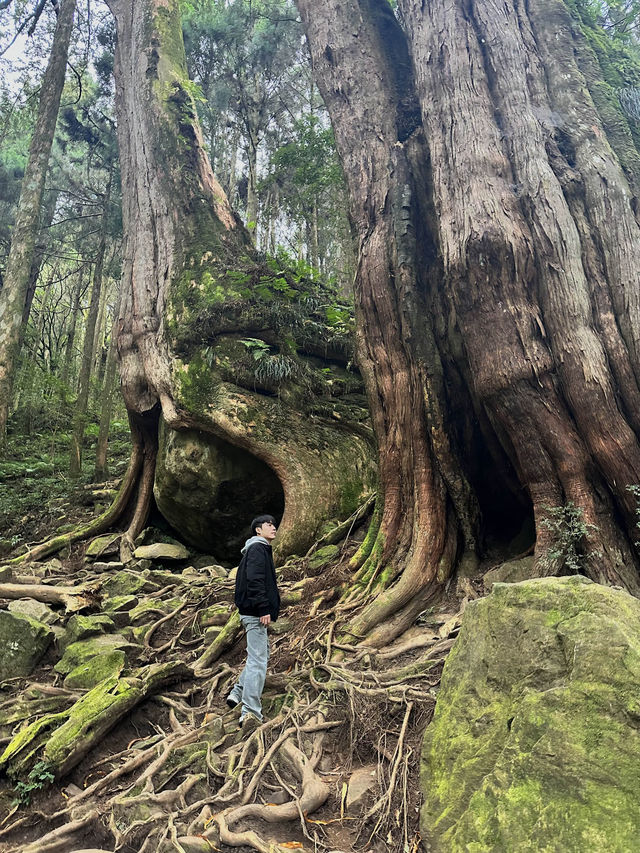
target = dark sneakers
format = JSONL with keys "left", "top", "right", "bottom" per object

{"left": 226, "top": 697, "right": 239, "bottom": 710}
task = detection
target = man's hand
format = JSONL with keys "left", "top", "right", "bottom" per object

{"left": 260, "top": 614, "right": 271, "bottom": 626}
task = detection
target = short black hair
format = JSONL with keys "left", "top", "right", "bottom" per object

{"left": 251, "top": 514, "right": 276, "bottom": 536}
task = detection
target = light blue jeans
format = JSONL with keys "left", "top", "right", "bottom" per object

{"left": 228, "top": 615, "right": 270, "bottom": 721}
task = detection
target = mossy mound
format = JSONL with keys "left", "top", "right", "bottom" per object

{"left": 421, "top": 575, "right": 640, "bottom": 853}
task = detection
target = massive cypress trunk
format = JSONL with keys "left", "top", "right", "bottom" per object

{"left": 298, "top": 0, "right": 640, "bottom": 637}
{"left": 0, "top": 0, "right": 76, "bottom": 453}
{"left": 103, "top": 0, "right": 374, "bottom": 561}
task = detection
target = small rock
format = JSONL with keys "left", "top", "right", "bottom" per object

{"left": 133, "top": 543, "right": 189, "bottom": 561}
{"left": 91, "top": 561, "right": 125, "bottom": 573}
{"left": 204, "top": 626, "right": 222, "bottom": 641}
{"left": 8, "top": 599, "right": 58, "bottom": 625}
{"left": 197, "top": 564, "right": 228, "bottom": 578}
{"left": 482, "top": 556, "right": 535, "bottom": 592}
{"left": 29, "top": 558, "right": 64, "bottom": 578}
{"left": 0, "top": 566, "right": 12, "bottom": 582}
{"left": 0, "top": 611, "right": 54, "bottom": 679}
{"left": 85, "top": 533, "right": 120, "bottom": 559}
{"left": 267, "top": 788, "right": 290, "bottom": 805}
{"left": 60, "top": 613, "right": 115, "bottom": 651}
{"left": 346, "top": 765, "right": 378, "bottom": 811}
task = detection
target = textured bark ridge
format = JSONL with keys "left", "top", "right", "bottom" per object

{"left": 104, "top": 0, "right": 374, "bottom": 560}
{"left": 298, "top": 0, "right": 640, "bottom": 630}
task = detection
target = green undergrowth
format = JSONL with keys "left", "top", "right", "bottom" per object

{"left": 0, "top": 422, "right": 131, "bottom": 559}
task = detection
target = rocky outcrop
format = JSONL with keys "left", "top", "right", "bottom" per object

{"left": 421, "top": 576, "right": 640, "bottom": 853}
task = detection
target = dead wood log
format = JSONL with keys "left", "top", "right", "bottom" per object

{"left": 0, "top": 581, "right": 98, "bottom": 611}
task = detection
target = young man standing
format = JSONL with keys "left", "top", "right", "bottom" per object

{"left": 227, "top": 514, "right": 280, "bottom": 727}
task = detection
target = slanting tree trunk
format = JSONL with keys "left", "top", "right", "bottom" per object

{"left": 298, "top": 0, "right": 640, "bottom": 635}
{"left": 70, "top": 170, "right": 113, "bottom": 479}
{"left": 0, "top": 0, "right": 76, "bottom": 454}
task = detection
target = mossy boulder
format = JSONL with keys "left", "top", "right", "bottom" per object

{"left": 60, "top": 614, "right": 115, "bottom": 651}
{"left": 55, "top": 634, "right": 135, "bottom": 676}
{"left": 420, "top": 575, "right": 640, "bottom": 853}
{"left": 8, "top": 599, "right": 58, "bottom": 625}
{"left": 482, "top": 556, "right": 535, "bottom": 592}
{"left": 102, "top": 570, "right": 159, "bottom": 597}
{"left": 308, "top": 544, "right": 340, "bottom": 570}
{"left": 0, "top": 612, "right": 54, "bottom": 680}
{"left": 85, "top": 533, "right": 120, "bottom": 559}
{"left": 133, "top": 542, "right": 189, "bottom": 561}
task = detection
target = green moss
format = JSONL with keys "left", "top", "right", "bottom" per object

{"left": 566, "top": 1, "right": 640, "bottom": 179}
{"left": 421, "top": 577, "right": 640, "bottom": 852}
{"left": 174, "top": 353, "right": 222, "bottom": 416}
{"left": 308, "top": 544, "right": 340, "bottom": 570}
{"left": 63, "top": 650, "right": 127, "bottom": 690}
{"left": 55, "top": 634, "right": 132, "bottom": 676}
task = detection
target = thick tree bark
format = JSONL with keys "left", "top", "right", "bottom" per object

{"left": 298, "top": 0, "right": 480, "bottom": 644}
{"left": 93, "top": 309, "right": 119, "bottom": 482}
{"left": 0, "top": 0, "right": 76, "bottom": 454}
{"left": 299, "top": 0, "right": 640, "bottom": 617}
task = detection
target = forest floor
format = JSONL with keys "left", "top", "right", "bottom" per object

{"left": 0, "top": 432, "right": 481, "bottom": 853}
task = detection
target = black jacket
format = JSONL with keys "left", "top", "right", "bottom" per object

{"left": 235, "top": 541, "right": 280, "bottom": 621}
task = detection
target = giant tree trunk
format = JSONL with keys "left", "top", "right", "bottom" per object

{"left": 103, "top": 0, "right": 374, "bottom": 562}
{"left": 298, "top": 0, "right": 480, "bottom": 645}
{"left": 0, "top": 0, "right": 76, "bottom": 454}
{"left": 298, "top": 0, "right": 640, "bottom": 629}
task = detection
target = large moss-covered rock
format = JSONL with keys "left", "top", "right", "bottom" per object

{"left": 420, "top": 576, "right": 640, "bottom": 852}
{"left": 55, "top": 634, "right": 134, "bottom": 676}
{"left": 64, "top": 650, "right": 127, "bottom": 689}
{"left": 0, "top": 611, "right": 53, "bottom": 680}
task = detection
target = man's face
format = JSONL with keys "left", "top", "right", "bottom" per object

{"left": 256, "top": 521, "right": 277, "bottom": 542}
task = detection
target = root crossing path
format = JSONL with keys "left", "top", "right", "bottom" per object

{"left": 0, "top": 530, "right": 463, "bottom": 853}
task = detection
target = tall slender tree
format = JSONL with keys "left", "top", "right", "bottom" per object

{"left": 0, "top": 0, "right": 76, "bottom": 453}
